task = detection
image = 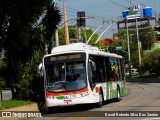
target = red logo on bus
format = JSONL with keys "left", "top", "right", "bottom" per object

{"left": 64, "top": 99, "right": 72, "bottom": 103}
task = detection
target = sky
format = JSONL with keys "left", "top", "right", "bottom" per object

{"left": 56, "top": 0, "right": 160, "bottom": 40}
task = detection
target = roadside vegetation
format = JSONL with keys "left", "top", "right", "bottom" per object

{"left": 0, "top": 100, "right": 33, "bottom": 110}
{"left": 127, "top": 72, "right": 160, "bottom": 79}
{"left": 0, "top": 0, "right": 61, "bottom": 100}
{"left": 0, "top": 1, "right": 100, "bottom": 102}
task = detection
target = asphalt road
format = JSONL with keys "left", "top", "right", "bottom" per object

{"left": 2, "top": 82, "right": 160, "bottom": 120}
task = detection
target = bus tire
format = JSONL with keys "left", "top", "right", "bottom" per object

{"left": 37, "top": 99, "right": 49, "bottom": 114}
{"left": 116, "top": 87, "right": 121, "bottom": 102}
{"left": 96, "top": 90, "right": 103, "bottom": 108}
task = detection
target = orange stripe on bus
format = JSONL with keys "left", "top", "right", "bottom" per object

{"left": 46, "top": 87, "right": 88, "bottom": 97}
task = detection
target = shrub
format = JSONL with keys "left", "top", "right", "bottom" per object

{"left": 142, "top": 48, "right": 160, "bottom": 73}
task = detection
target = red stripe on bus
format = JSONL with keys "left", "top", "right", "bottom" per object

{"left": 122, "top": 81, "right": 125, "bottom": 86}
{"left": 95, "top": 87, "right": 99, "bottom": 93}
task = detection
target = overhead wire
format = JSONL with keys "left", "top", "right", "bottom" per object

{"left": 57, "top": 2, "right": 113, "bottom": 23}
{"left": 123, "top": 0, "right": 136, "bottom": 6}
{"left": 108, "top": 0, "right": 127, "bottom": 9}
{"left": 56, "top": 0, "right": 122, "bottom": 39}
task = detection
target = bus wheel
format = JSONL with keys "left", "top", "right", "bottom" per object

{"left": 37, "top": 99, "right": 49, "bottom": 114}
{"left": 96, "top": 91, "right": 103, "bottom": 108}
{"left": 116, "top": 87, "right": 121, "bottom": 102}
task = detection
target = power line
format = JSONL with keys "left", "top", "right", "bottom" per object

{"left": 123, "top": 0, "right": 136, "bottom": 6}
{"left": 57, "top": 2, "right": 113, "bottom": 23}
{"left": 108, "top": 0, "right": 127, "bottom": 9}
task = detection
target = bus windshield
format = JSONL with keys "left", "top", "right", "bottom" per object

{"left": 45, "top": 61, "right": 87, "bottom": 93}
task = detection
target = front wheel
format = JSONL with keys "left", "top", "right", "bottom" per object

{"left": 37, "top": 97, "right": 49, "bottom": 114}
{"left": 96, "top": 91, "right": 103, "bottom": 108}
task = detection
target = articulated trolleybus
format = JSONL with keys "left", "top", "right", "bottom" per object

{"left": 42, "top": 43, "right": 127, "bottom": 110}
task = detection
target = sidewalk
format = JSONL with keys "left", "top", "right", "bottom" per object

{"left": 0, "top": 103, "right": 40, "bottom": 120}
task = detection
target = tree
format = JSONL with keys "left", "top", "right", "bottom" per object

{"left": 0, "top": 58, "right": 7, "bottom": 101}
{"left": 142, "top": 48, "right": 160, "bottom": 74}
{"left": 138, "top": 23, "right": 156, "bottom": 50}
{"left": 157, "top": 17, "right": 160, "bottom": 25}
{"left": 114, "top": 22, "right": 156, "bottom": 71}
{"left": 43, "top": 2, "right": 61, "bottom": 53}
{"left": 85, "top": 29, "right": 98, "bottom": 45}
{"left": 58, "top": 26, "right": 98, "bottom": 46}
{"left": 0, "top": 0, "right": 61, "bottom": 100}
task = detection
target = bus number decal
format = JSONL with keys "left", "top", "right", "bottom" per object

{"left": 64, "top": 94, "right": 77, "bottom": 99}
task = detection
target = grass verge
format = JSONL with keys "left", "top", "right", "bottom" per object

{"left": 127, "top": 73, "right": 160, "bottom": 78}
{"left": 0, "top": 100, "right": 33, "bottom": 110}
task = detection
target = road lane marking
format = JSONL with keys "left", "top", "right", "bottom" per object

{"left": 113, "top": 85, "right": 148, "bottom": 107}
{"left": 74, "top": 84, "right": 149, "bottom": 120}
{"left": 142, "top": 118, "right": 160, "bottom": 120}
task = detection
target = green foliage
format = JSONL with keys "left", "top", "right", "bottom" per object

{"left": 69, "top": 26, "right": 78, "bottom": 43}
{"left": 138, "top": 23, "right": 156, "bottom": 50}
{"left": 17, "top": 47, "right": 45, "bottom": 100}
{"left": 58, "top": 26, "right": 98, "bottom": 45}
{"left": 86, "top": 29, "right": 98, "bottom": 45}
{"left": 0, "top": 58, "right": 7, "bottom": 71}
{"left": 157, "top": 17, "right": 160, "bottom": 25}
{"left": 154, "top": 26, "right": 160, "bottom": 40}
{"left": 114, "top": 23, "right": 156, "bottom": 69}
{"left": 0, "top": 59, "right": 7, "bottom": 90}
{"left": 113, "top": 29, "right": 139, "bottom": 67}
{"left": 59, "top": 25, "right": 78, "bottom": 44}
{"left": 43, "top": 2, "right": 61, "bottom": 53}
{"left": 43, "top": 2, "right": 61, "bottom": 38}
{"left": 0, "top": 100, "right": 33, "bottom": 110}
{"left": 0, "top": 0, "right": 61, "bottom": 100}
{"left": 113, "top": 30, "right": 127, "bottom": 45}
{"left": 142, "top": 48, "right": 160, "bottom": 73}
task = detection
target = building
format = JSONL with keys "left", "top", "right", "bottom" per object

{"left": 100, "top": 38, "right": 121, "bottom": 46}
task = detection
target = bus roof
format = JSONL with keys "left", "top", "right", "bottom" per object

{"left": 46, "top": 43, "right": 122, "bottom": 58}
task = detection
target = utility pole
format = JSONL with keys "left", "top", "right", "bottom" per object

{"left": 77, "top": 27, "right": 81, "bottom": 42}
{"left": 63, "top": 0, "right": 69, "bottom": 45}
{"left": 136, "top": 18, "right": 142, "bottom": 77}
{"left": 126, "top": 21, "right": 131, "bottom": 76}
{"left": 55, "top": 29, "right": 59, "bottom": 47}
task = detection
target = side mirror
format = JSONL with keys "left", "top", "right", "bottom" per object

{"left": 90, "top": 61, "right": 96, "bottom": 72}
{"left": 38, "top": 63, "right": 43, "bottom": 77}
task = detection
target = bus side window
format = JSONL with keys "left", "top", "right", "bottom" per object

{"left": 88, "top": 61, "right": 93, "bottom": 89}
{"left": 109, "top": 58, "right": 118, "bottom": 81}
{"left": 120, "top": 59, "right": 125, "bottom": 80}
{"left": 105, "top": 57, "right": 111, "bottom": 81}
{"left": 89, "top": 59, "right": 96, "bottom": 83}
